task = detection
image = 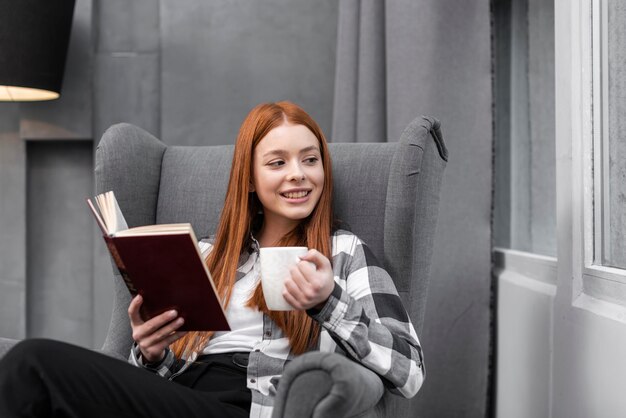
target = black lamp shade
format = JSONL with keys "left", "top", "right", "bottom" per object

{"left": 0, "top": 0, "right": 76, "bottom": 101}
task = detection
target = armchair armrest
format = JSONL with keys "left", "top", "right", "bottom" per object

{"left": 272, "top": 351, "right": 385, "bottom": 418}
{"left": 0, "top": 337, "right": 19, "bottom": 359}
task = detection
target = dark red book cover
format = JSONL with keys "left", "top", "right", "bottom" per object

{"left": 104, "top": 233, "right": 230, "bottom": 331}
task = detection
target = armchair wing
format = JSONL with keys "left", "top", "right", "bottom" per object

{"left": 0, "top": 338, "right": 17, "bottom": 359}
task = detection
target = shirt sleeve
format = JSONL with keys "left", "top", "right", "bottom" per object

{"left": 198, "top": 239, "right": 213, "bottom": 258}
{"left": 308, "top": 235, "right": 425, "bottom": 398}
{"left": 128, "top": 343, "right": 178, "bottom": 379}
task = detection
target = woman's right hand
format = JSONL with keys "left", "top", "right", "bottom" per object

{"left": 128, "top": 294, "right": 187, "bottom": 364}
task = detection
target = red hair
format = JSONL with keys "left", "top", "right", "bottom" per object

{"left": 172, "top": 102, "right": 334, "bottom": 359}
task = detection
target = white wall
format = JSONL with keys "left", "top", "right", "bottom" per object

{"left": 495, "top": 250, "right": 555, "bottom": 418}
{"left": 497, "top": 252, "right": 626, "bottom": 418}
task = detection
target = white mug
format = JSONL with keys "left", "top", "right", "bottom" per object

{"left": 259, "top": 246, "right": 308, "bottom": 310}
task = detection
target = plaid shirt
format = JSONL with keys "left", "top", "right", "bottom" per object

{"left": 129, "top": 229, "right": 424, "bottom": 418}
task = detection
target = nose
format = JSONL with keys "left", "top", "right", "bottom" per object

{"left": 287, "top": 162, "right": 306, "bottom": 182}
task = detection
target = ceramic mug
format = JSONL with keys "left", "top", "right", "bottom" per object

{"left": 259, "top": 246, "right": 309, "bottom": 310}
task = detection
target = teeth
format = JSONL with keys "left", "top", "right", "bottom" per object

{"left": 283, "top": 191, "right": 308, "bottom": 199}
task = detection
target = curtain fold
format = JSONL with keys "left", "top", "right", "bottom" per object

{"left": 332, "top": 0, "right": 386, "bottom": 143}
{"left": 331, "top": 1, "right": 493, "bottom": 417}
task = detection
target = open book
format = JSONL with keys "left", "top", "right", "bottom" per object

{"left": 87, "top": 191, "right": 230, "bottom": 331}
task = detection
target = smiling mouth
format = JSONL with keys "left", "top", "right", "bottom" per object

{"left": 280, "top": 190, "right": 311, "bottom": 199}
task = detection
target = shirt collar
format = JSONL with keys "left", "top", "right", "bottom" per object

{"left": 236, "top": 233, "right": 261, "bottom": 274}
{"left": 249, "top": 234, "right": 261, "bottom": 254}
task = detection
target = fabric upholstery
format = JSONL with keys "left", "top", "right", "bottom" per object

{"left": 0, "top": 338, "right": 17, "bottom": 359}
{"left": 272, "top": 351, "right": 385, "bottom": 418}
{"left": 156, "top": 146, "right": 233, "bottom": 239}
{"left": 95, "top": 116, "right": 446, "bottom": 417}
{"left": 0, "top": 117, "right": 447, "bottom": 418}
{"left": 0, "top": 116, "right": 446, "bottom": 418}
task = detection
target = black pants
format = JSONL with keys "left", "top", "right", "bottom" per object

{"left": 0, "top": 339, "right": 252, "bottom": 418}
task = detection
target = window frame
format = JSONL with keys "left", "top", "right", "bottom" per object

{"left": 575, "top": 0, "right": 626, "bottom": 307}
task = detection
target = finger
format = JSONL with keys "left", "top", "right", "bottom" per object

{"left": 284, "top": 268, "right": 308, "bottom": 303}
{"left": 144, "top": 332, "right": 188, "bottom": 359}
{"left": 139, "top": 310, "right": 180, "bottom": 340}
{"left": 142, "top": 330, "right": 187, "bottom": 355}
{"left": 282, "top": 287, "right": 305, "bottom": 311}
{"left": 295, "top": 258, "right": 317, "bottom": 282}
{"left": 128, "top": 295, "right": 145, "bottom": 326}
{"left": 284, "top": 277, "right": 307, "bottom": 304}
{"left": 132, "top": 309, "right": 178, "bottom": 343}
{"left": 167, "top": 331, "right": 188, "bottom": 345}
{"left": 141, "top": 317, "right": 185, "bottom": 348}
{"left": 287, "top": 265, "right": 309, "bottom": 293}
{"left": 295, "top": 260, "right": 329, "bottom": 301}
{"left": 298, "top": 249, "right": 329, "bottom": 271}
{"left": 292, "top": 264, "right": 322, "bottom": 302}
{"left": 151, "top": 317, "right": 185, "bottom": 343}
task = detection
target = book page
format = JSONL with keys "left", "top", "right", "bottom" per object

{"left": 109, "top": 191, "right": 129, "bottom": 233}
{"left": 91, "top": 190, "right": 129, "bottom": 235}
{"left": 106, "top": 191, "right": 117, "bottom": 233}
{"left": 114, "top": 223, "right": 192, "bottom": 237}
{"left": 87, "top": 198, "right": 108, "bottom": 235}
{"left": 95, "top": 193, "right": 111, "bottom": 233}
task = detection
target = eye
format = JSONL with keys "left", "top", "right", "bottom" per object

{"left": 304, "top": 157, "right": 319, "bottom": 165}
{"left": 268, "top": 160, "right": 285, "bottom": 167}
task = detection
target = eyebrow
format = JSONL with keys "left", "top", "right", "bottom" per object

{"left": 262, "top": 145, "right": 320, "bottom": 158}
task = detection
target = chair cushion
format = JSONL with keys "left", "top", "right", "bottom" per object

{"left": 155, "top": 142, "right": 397, "bottom": 263}
{"left": 156, "top": 145, "right": 233, "bottom": 239}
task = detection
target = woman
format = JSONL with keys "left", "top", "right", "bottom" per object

{"left": 0, "top": 102, "right": 424, "bottom": 418}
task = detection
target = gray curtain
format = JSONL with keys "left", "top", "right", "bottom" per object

{"left": 331, "top": 1, "right": 493, "bottom": 417}
{"left": 332, "top": 0, "right": 386, "bottom": 142}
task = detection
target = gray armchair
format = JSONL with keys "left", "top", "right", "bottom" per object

{"left": 0, "top": 116, "right": 447, "bottom": 418}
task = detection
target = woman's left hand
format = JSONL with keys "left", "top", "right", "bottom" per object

{"left": 283, "top": 249, "right": 335, "bottom": 310}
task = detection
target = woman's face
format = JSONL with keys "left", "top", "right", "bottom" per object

{"left": 252, "top": 123, "right": 324, "bottom": 231}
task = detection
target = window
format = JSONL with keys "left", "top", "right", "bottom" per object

{"left": 578, "top": 0, "right": 626, "bottom": 305}
{"left": 596, "top": 0, "right": 626, "bottom": 270}
{"left": 494, "top": 0, "right": 556, "bottom": 258}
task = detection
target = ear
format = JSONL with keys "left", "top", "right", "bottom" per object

{"left": 249, "top": 181, "right": 255, "bottom": 192}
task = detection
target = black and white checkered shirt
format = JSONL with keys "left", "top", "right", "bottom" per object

{"left": 130, "top": 229, "right": 424, "bottom": 418}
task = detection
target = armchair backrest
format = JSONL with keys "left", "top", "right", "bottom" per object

{"left": 96, "top": 117, "right": 447, "bottom": 376}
